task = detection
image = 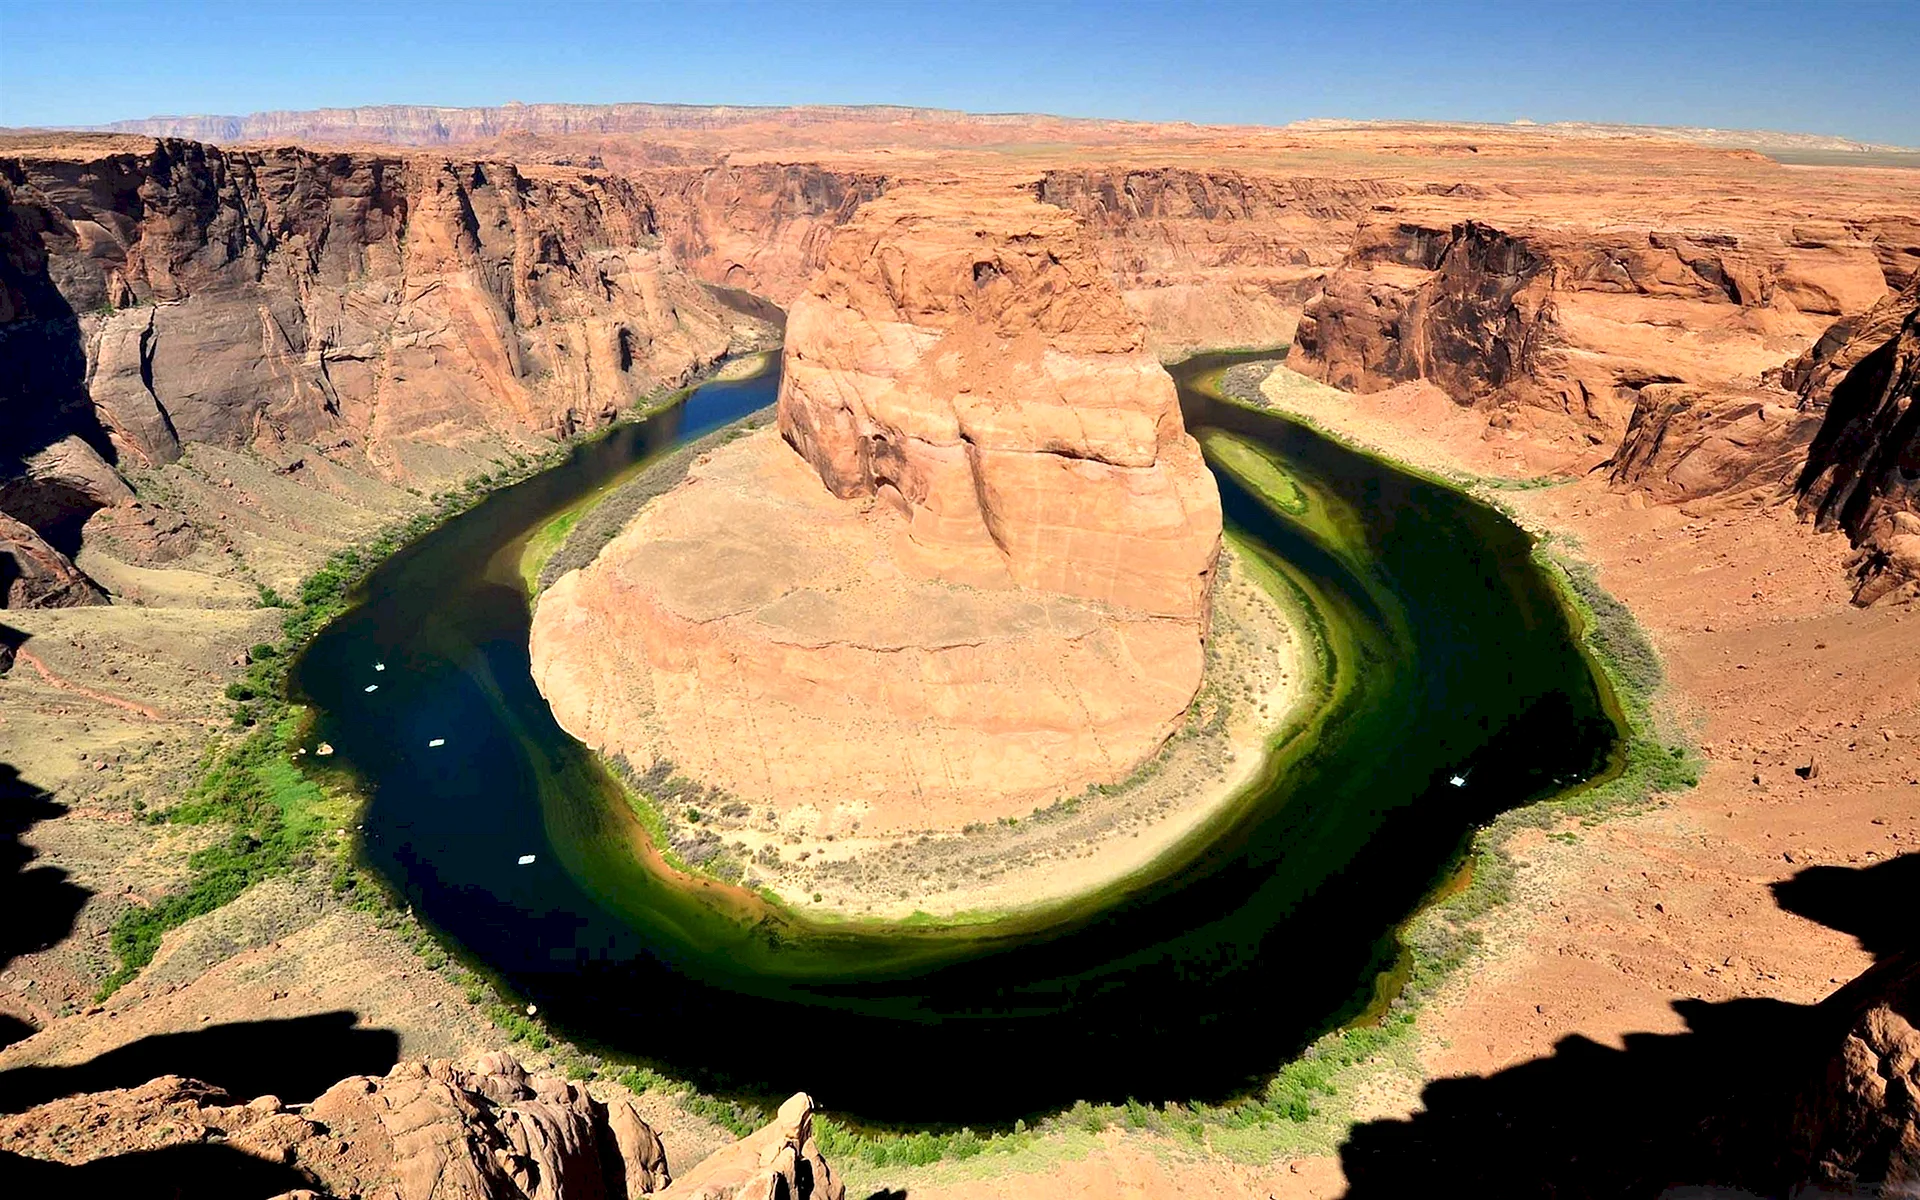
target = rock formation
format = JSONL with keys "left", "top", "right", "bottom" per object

{"left": 1608, "top": 279, "right": 1918, "bottom": 604}
{"left": 1293, "top": 217, "right": 1889, "bottom": 450}
{"left": 0, "top": 510, "right": 105, "bottom": 607}
{"left": 533, "top": 184, "right": 1221, "bottom": 827}
{"left": 1788, "top": 947, "right": 1920, "bottom": 1193}
{"left": 0, "top": 1050, "right": 841, "bottom": 1200}
{"left": 1, "top": 134, "right": 765, "bottom": 593}
{"left": 1792, "top": 279, "right": 1920, "bottom": 604}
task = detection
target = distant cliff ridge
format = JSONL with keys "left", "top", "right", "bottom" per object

{"left": 82, "top": 101, "right": 1179, "bottom": 147}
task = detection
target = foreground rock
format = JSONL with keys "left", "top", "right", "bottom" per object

{"left": 0, "top": 511, "right": 105, "bottom": 608}
{"left": 0, "top": 1051, "right": 840, "bottom": 1200}
{"left": 534, "top": 185, "right": 1221, "bottom": 828}
{"left": 1788, "top": 946, "right": 1920, "bottom": 1194}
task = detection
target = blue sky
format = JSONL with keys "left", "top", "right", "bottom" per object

{"left": 3, "top": 0, "right": 1918, "bottom": 145}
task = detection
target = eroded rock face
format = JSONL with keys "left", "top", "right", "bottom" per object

{"left": 1, "top": 136, "right": 762, "bottom": 578}
{"left": 0, "top": 1053, "right": 834, "bottom": 1200}
{"left": 777, "top": 183, "right": 1221, "bottom": 620}
{"left": 656, "top": 1092, "right": 843, "bottom": 1200}
{"left": 1295, "top": 218, "right": 1888, "bottom": 450}
{"left": 531, "top": 429, "right": 1207, "bottom": 827}
{"left": 1790, "top": 948, "right": 1920, "bottom": 1193}
{"left": 1792, "top": 280, "right": 1920, "bottom": 604}
{"left": 0, "top": 510, "right": 106, "bottom": 608}
{"left": 1607, "top": 383, "right": 1821, "bottom": 504}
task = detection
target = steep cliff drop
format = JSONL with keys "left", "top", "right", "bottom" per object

{"left": 0, "top": 134, "right": 771, "bottom": 607}
{"left": 531, "top": 183, "right": 1224, "bottom": 845}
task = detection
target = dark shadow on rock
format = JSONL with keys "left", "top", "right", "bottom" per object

{"left": 1338, "top": 852, "right": 1920, "bottom": 1198}
{"left": 0, "top": 1011, "right": 401, "bottom": 1114}
{"left": 0, "top": 1015, "right": 35, "bottom": 1052}
{"left": 1770, "top": 852, "right": 1920, "bottom": 961}
{"left": 0, "top": 761, "right": 88, "bottom": 981}
{"left": 860, "top": 1190, "right": 910, "bottom": 1200}
{"left": 0, "top": 1144, "right": 316, "bottom": 1200}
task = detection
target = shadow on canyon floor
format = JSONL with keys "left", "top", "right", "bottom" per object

{"left": 0, "top": 757, "right": 88, "bottom": 1050}
{"left": 1338, "top": 852, "right": 1920, "bottom": 1198}
{"left": 0, "top": 1010, "right": 401, "bottom": 1115}
{"left": 0, "top": 1142, "right": 315, "bottom": 1200}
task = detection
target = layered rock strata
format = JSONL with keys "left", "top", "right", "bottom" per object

{"left": 1792, "top": 280, "right": 1920, "bottom": 604}
{"left": 1, "top": 135, "right": 764, "bottom": 603}
{"left": 533, "top": 186, "right": 1222, "bottom": 827}
{"left": 1293, "top": 218, "right": 1889, "bottom": 451}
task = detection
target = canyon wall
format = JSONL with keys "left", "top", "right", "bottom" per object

{"left": 0, "top": 135, "right": 761, "bottom": 605}
{"left": 1292, "top": 217, "right": 1900, "bottom": 450}
{"left": 1609, "top": 280, "right": 1919, "bottom": 604}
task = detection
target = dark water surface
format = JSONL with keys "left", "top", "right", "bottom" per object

{"left": 292, "top": 354, "right": 1619, "bottom": 1124}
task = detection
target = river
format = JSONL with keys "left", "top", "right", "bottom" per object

{"left": 291, "top": 352, "right": 1619, "bottom": 1124}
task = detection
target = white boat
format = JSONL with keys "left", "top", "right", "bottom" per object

{"left": 517, "top": 854, "right": 537, "bottom": 865}
{"left": 428, "top": 738, "right": 446, "bottom": 748}
{"left": 374, "top": 662, "right": 386, "bottom": 671}
{"left": 1448, "top": 773, "right": 1468, "bottom": 788}
{"left": 364, "top": 684, "right": 379, "bottom": 693}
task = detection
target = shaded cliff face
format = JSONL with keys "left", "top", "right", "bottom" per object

{"left": 778, "top": 183, "right": 1222, "bottom": 619}
{"left": 1793, "top": 280, "right": 1920, "bottom": 604}
{"left": 1607, "top": 281, "right": 1918, "bottom": 604}
{"left": 1295, "top": 217, "right": 1893, "bottom": 450}
{"left": 0, "top": 135, "right": 756, "bottom": 604}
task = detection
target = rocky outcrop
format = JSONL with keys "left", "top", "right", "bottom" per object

{"left": 777, "top": 184, "right": 1221, "bottom": 619}
{"left": 1789, "top": 947, "right": 1920, "bottom": 1193}
{"left": 0, "top": 511, "right": 106, "bottom": 607}
{"left": 1606, "top": 383, "right": 1821, "bottom": 504}
{"left": 533, "top": 185, "right": 1222, "bottom": 828}
{"left": 656, "top": 1092, "right": 842, "bottom": 1200}
{"left": 1793, "top": 280, "right": 1920, "bottom": 604}
{"left": 1608, "top": 279, "right": 1918, "bottom": 603}
{"left": 1295, "top": 217, "right": 1889, "bottom": 450}
{"left": 0, "top": 1050, "right": 839, "bottom": 1200}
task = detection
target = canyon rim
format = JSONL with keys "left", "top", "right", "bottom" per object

{"left": 3, "top": 25, "right": 1920, "bottom": 1199}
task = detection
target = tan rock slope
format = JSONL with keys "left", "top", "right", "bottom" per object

{"left": 532, "top": 185, "right": 1221, "bottom": 829}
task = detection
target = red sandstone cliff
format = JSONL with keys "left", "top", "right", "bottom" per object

{"left": 1293, "top": 217, "right": 1894, "bottom": 450}
{"left": 0, "top": 135, "right": 762, "bottom": 604}
{"left": 777, "top": 183, "right": 1222, "bottom": 619}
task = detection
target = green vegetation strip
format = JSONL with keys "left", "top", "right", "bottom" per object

{"left": 96, "top": 438, "right": 589, "bottom": 1000}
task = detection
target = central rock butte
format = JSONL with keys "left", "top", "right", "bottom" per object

{"left": 530, "top": 183, "right": 1223, "bottom": 831}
